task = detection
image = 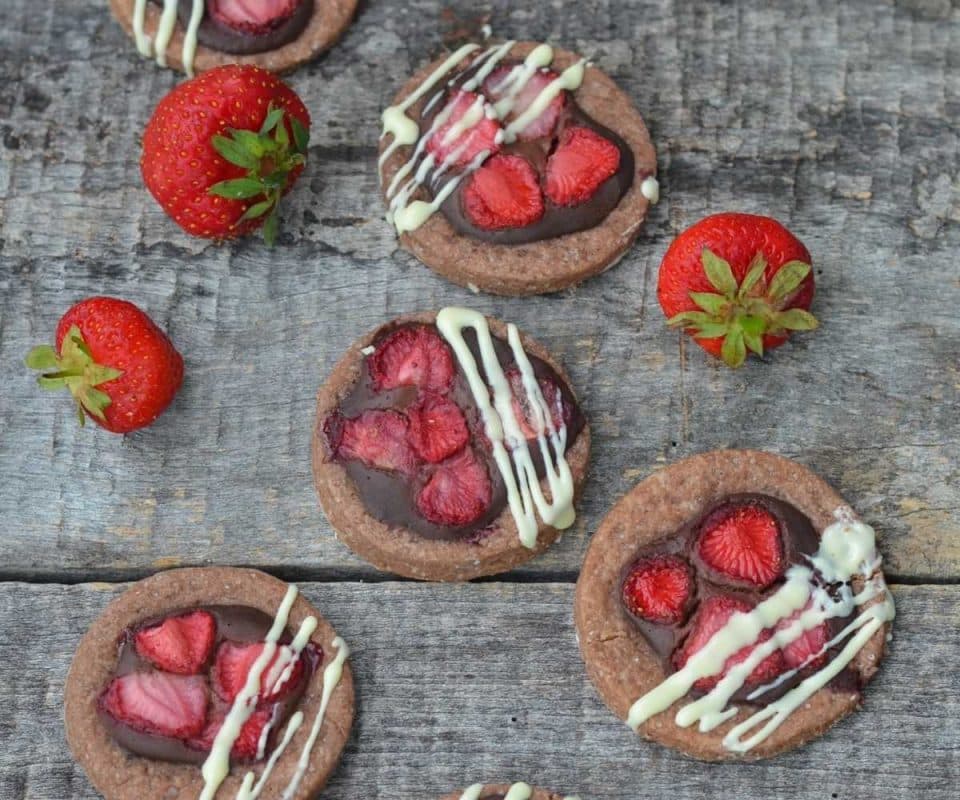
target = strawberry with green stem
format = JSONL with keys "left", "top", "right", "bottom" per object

{"left": 657, "top": 213, "right": 818, "bottom": 368}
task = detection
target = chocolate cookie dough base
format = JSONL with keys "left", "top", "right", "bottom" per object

{"left": 380, "top": 42, "right": 658, "bottom": 296}
{"left": 574, "top": 450, "right": 889, "bottom": 761}
{"left": 312, "top": 312, "right": 590, "bottom": 582}
{"left": 109, "top": 0, "right": 358, "bottom": 74}
{"left": 65, "top": 568, "right": 354, "bottom": 800}
{"left": 441, "top": 786, "right": 564, "bottom": 800}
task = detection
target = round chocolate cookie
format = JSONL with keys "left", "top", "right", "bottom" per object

{"left": 312, "top": 309, "right": 591, "bottom": 581}
{"left": 379, "top": 41, "right": 659, "bottom": 296}
{"left": 441, "top": 783, "right": 569, "bottom": 800}
{"left": 65, "top": 567, "right": 354, "bottom": 800}
{"left": 574, "top": 450, "right": 893, "bottom": 761}
{"left": 109, "top": 0, "right": 358, "bottom": 75}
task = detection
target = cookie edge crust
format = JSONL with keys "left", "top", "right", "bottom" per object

{"left": 64, "top": 567, "right": 355, "bottom": 800}
{"left": 311, "top": 311, "right": 591, "bottom": 582}
{"left": 379, "top": 41, "right": 658, "bottom": 296}
{"left": 573, "top": 449, "right": 890, "bottom": 761}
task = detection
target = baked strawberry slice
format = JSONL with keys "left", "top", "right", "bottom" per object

{"left": 622, "top": 554, "right": 694, "bottom": 625}
{"left": 187, "top": 708, "right": 273, "bottom": 762}
{"left": 368, "top": 325, "right": 456, "bottom": 393}
{"left": 697, "top": 503, "right": 784, "bottom": 588}
{"left": 482, "top": 66, "right": 566, "bottom": 140}
{"left": 100, "top": 672, "right": 208, "bottom": 739}
{"left": 416, "top": 448, "right": 493, "bottom": 527}
{"left": 212, "top": 641, "right": 306, "bottom": 704}
{"left": 209, "top": 0, "right": 299, "bottom": 34}
{"left": 776, "top": 609, "right": 829, "bottom": 670}
{"left": 426, "top": 90, "right": 501, "bottom": 168}
{"left": 407, "top": 394, "right": 470, "bottom": 463}
{"left": 336, "top": 410, "right": 419, "bottom": 474}
{"left": 505, "top": 368, "right": 572, "bottom": 439}
{"left": 673, "top": 596, "right": 786, "bottom": 692}
{"left": 462, "top": 154, "right": 544, "bottom": 230}
{"left": 545, "top": 126, "right": 621, "bottom": 206}
{"left": 134, "top": 610, "right": 216, "bottom": 675}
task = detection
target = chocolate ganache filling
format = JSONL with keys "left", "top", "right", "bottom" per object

{"left": 325, "top": 321, "right": 585, "bottom": 541}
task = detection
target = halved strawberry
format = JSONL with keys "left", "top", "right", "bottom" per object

{"left": 545, "top": 126, "right": 621, "bottom": 206}
{"left": 415, "top": 448, "right": 492, "bottom": 527}
{"left": 212, "top": 641, "right": 305, "bottom": 704}
{"left": 505, "top": 368, "right": 571, "bottom": 439}
{"left": 673, "top": 595, "right": 786, "bottom": 691}
{"left": 368, "top": 326, "right": 456, "bottom": 393}
{"left": 407, "top": 394, "right": 469, "bottom": 463}
{"left": 426, "top": 90, "right": 501, "bottom": 168}
{"left": 336, "top": 410, "right": 419, "bottom": 474}
{"left": 462, "top": 154, "right": 544, "bottom": 230}
{"left": 482, "top": 67, "right": 566, "bottom": 141}
{"left": 134, "top": 610, "right": 216, "bottom": 675}
{"left": 188, "top": 708, "right": 273, "bottom": 761}
{"left": 776, "top": 609, "right": 829, "bottom": 670}
{"left": 209, "top": 0, "right": 299, "bottom": 35}
{"left": 100, "top": 672, "right": 208, "bottom": 739}
{"left": 697, "top": 503, "right": 784, "bottom": 588}
{"left": 622, "top": 554, "right": 694, "bottom": 625}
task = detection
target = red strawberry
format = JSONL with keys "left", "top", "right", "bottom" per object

{"left": 416, "top": 449, "right": 492, "bottom": 527}
{"left": 462, "top": 154, "right": 544, "bottom": 230}
{"left": 209, "top": 0, "right": 298, "bottom": 34}
{"left": 426, "top": 90, "right": 501, "bottom": 168}
{"left": 545, "top": 126, "right": 621, "bottom": 206}
{"left": 482, "top": 67, "right": 566, "bottom": 140}
{"left": 134, "top": 610, "right": 216, "bottom": 675}
{"left": 141, "top": 64, "right": 310, "bottom": 244}
{"left": 188, "top": 708, "right": 273, "bottom": 761}
{"left": 25, "top": 297, "right": 183, "bottom": 434}
{"left": 505, "top": 368, "right": 571, "bottom": 439}
{"left": 100, "top": 672, "right": 208, "bottom": 739}
{"left": 368, "top": 326, "right": 456, "bottom": 393}
{"left": 673, "top": 596, "right": 786, "bottom": 691}
{"left": 212, "top": 641, "right": 305, "bottom": 704}
{"left": 622, "top": 555, "right": 694, "bottom": 625}
{"left": 697, "top": 503, "right": 784, "bottom": 588}
{"left": 407, "top": 394, "right": 469, "bottom": 463}
{"left": 776, "top": 610, "right": 829, "bottom": 670}
{"left": 334, "top": 409, "right": 418, "bottom": 474}
{"left": 657, "top": 213, "right": 818, "bottom": 367}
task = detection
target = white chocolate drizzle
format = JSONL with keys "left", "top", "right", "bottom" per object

{"left": 459, "top": 784, "right": 532, "bottom": 800}
{"left": 640, "top": 176, "right": 660, "bottom": 204}
{"left": 435, "top": 307, "right": 575, "bottom": 549}
{"left": 625, "top": 509, "right": 895, "bottom": 752}
{"left": 131, "top": 0, "right": 204, "bottom": 77}
{"left": 379, "top": 42, "right": 586, "bottom": 234}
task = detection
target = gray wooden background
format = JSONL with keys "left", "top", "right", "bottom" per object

{"left": 1, "top": 0, "right": 958, "bottom": 798}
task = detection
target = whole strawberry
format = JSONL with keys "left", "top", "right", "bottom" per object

{"left": 141, "top": 64, "right": 311, "bottom": 245}
{"left": 26, "top": 297, "right": 184, "bottom": 433}
{"left": 657, "top": 213, "right": 818, "bottom": 368}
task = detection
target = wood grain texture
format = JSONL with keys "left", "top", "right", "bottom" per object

{"left": 0, "top": 581, "right": 957, "bottom": 800}
{"left": 0, "top": 0, "right": 958, "bottom": 582}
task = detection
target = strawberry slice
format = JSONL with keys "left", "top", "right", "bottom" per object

{"left": 415, "top": 448, "right": 492, "bottom": 527}
{"left": 505, "top": 368, "right": 571, "bottom": 439}
{"left": 622, "top": 554, "right": 694, "bottom": 625}
{"left": 336, "top": 409, "right": 419, "bottom": 474}
{"left": 187, "top": 708, "right": 273, "bottom": 761}
{"left": 368, "top": 326, "right": 456, "bottom": 394}
{"left": 133, "top": 610, "right": 216, "bottom": 675}
{"left": 776, "top": 609, "right": 829, "bottom": 670}
{"left": 462, "top": 154, "right": 544, "bottom": 230}
{"left": 209, "top": 0, "right": 299, "bottom": 35}
{"left": 100, "top": 672, "right": 208, "bottom": 739}
{"left": 407, "top": 394, "right": 470, "bottom": 463}
{"left": 697, "top": 503, "right": 784, "bottom": 588}
{"left": 545, "top": 126, "right": 621, "bottom": 206}
{"left": 483, "top": 66, "right": 566, "bottom": 141}
{"left": 426, "top": 90, "right": 502, "bottom": 168}
{"left": 673, "top": 595, "right": 786, "bottom": 692}
{"left": 212, "top": 641, "right": 306, "bottom": 704}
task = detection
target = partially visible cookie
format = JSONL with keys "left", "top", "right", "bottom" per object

{"left": 441, "top": 782, "right": 571, "bottom": 800}
{"left": 312, "top": 308, "right": 591, "bottom": 581}
{"left": 378, "top": 40, "right": 659, "bottom": 296}
{"left": 65, "top": 567, "right": 354, "bottom": 800}
{"left": 574, "top": 450, "right": 894, "bottom": 760}
{"left": 109, "top": 0, "right": 358, "bottom": 76}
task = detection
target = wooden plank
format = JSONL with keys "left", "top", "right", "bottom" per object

{"left": 1, "top": 0, "right": 958, "bottom": 581}
{"left": 0, "top": 581, "right": 957, "bottom": 799}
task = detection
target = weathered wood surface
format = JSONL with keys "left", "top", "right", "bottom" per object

{"left": 0, "top": 581, "right": 957, "bottom": 800}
